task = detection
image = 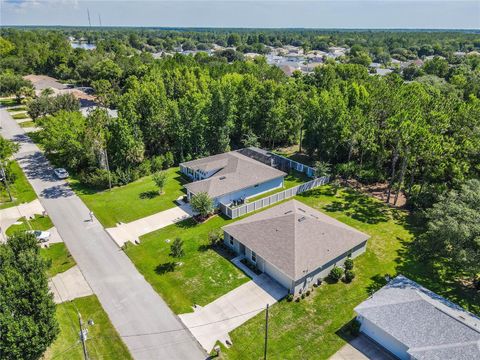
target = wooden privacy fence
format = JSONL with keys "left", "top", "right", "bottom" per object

{"left": 220, "top": 176, "right": 330, "bottom": 219}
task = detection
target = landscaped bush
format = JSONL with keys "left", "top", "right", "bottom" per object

{"left": 286, "top": 294, "right": 293, "bottom": 302}
{"left": 344, "top": 270, "right": 356, "bottom": 283}
{"left": 79, "top": 169, "right": 117, "bottom": 189}
{"left": 163, "top": 151, "right": 174, "bottom": 169}
{"left": 344, "top": 258, "right": 354, "bottom": 270}
{"left": 329, "top": 266, "right": 344, "bottom": 282}
{"left": 306, "top": 290, "right": 311, "bottom": 296}
{"left": 208, "top": 229, "right": 223, "bottom": 247}
{"left": 170, "top": 237, "right": 184, "bottom": 258}
{"left": 357, "top": 168, "right": 385, "bottom": 184}
{"left": 347, "top": 319, "right": 361, "bottom": 337}
{"left": 151, "top": 155, "right": 164, "bottom": 172}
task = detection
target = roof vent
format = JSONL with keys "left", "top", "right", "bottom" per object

{"left": 298, "top": 208, "right": 306, "bottom": 213}
{"left": 219, "top": 176, "right": 226, "bottom": 180}
{"left": 284, "top": 210, "right": 293, "bottom": 215}
{"left": 298, "top": 216, "right": 306, "bottom": 222}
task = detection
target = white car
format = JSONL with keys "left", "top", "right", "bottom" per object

{"left": 54, "top": 168, "right": 69, "bottom": 179}
{"left": 27, "top": 230, "right": 51, "bottom": 243}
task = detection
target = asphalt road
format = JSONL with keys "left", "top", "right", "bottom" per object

{"left": 1, "top": 108, "right": 206, "bottom": 360}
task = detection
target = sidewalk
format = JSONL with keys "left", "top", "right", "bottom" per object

{"left": 106, "top": 203, "right": 194, "bottom": 246}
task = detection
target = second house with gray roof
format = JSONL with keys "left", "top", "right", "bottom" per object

{"left": 222, "top": 199, "right": 370, "bottom": 295}
{"left": 180, "top": 150, "right": 286, "bottom": 206}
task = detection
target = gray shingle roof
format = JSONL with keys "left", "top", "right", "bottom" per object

{"left": 182, "top": 151, "right": 285, "bottom": 199}
{"left": 355, "top": 275, "right": 480, "bottom": 360}
{"left": 222, "top": 200, "right": 370, "bottom": 281}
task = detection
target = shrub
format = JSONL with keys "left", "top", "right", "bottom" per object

{"left": 170, "top": 237, "right": 184, "bottom": 258}
{"left": 345, "top": 270, "right": 356, "bottom": 283}
{"left": 358, "top": 168, "right": 384, "bottom": 184}
{"left": 80, "top": 169, "right": 116, "bottom": 189}
{"left": 295, "top": 297, "right": 300, "bottom": 302}
{"left": 138, "top": 159, "right": 151, "bottom": 176}
{"left": 344, "top": 258, "right": 354, "bottom": 270}
{"left": 163, "top": 151, "right": 174, "bottom": 169}
{"left": 335, "top": 161, "right": 357, "bottom": 180}
{"left": 306, "top": 290, "right": 311, "bottom": 296}
{"left": 348, "top": 319, "right": 361, "bottom": 337}
{"left": 301, "top": 293, "right": 305, "bottom": 299}
{"left": 208, "top": 229, "right": 223, "bottom": 247}
{"left": 329, "top": 266, "right": 344, "bottom": 282}
{"left": 286, "top": 294, "right": 293, "bottom": 302}
{"left": 190, "top": 192, "right": 214, "bottom": 218}
{"left": 151, "top": 155, "right": 164, "bottom": 172}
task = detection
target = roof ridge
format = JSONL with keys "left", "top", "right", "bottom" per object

{"left": 408, "top": 339, "right": 480, "bottom": 353}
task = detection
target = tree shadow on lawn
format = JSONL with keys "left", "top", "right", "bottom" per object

{"left": 155, "top": 262, "right": 177, "bottom": 275}
{"left": 139, "top": 190, "right": 159, "bottom": 199}
{"left": 321, "top": 189, "right": 389, "bottom": 224}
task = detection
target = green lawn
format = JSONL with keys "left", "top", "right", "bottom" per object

{"left": 12, "top": 112, "right": 29, "bottom": 119}
{"left": 218, "top": 186, "right": 480, "bottom": 359}
{"left": 0, "top": 161, "right": 37, "bottom": 209}
{"left": 246, "top": 170, "right": 311, "bottom": 203}
{"left": 6, "top": 214, "right": 53, "bottom": 236}
{"left": 41, "top": 243, "right": 76, "bottom": 277}
{"left": 125, "top": 215, "right": 249, "bottom": 314}
{"left": 0, "top": 98, "right": 20, "bottom": 107}
{"left": 19, "top": 120, "right": 36, "bottom": 128}
{"left": 71, "top": 167, "right": 188, "bottom": 228}
{"left": 44, "top": 295, "right": 132, "bottom": 360}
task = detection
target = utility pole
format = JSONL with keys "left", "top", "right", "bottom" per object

{"left": 87, "top": 8, "right": 91, "bottom": 27}
{"left": 78, "top": 312, "right": 89, "bottom": 360}
{"left": 264, "top": 303, "right": 269, "bottom": 360}
{"left": 98, "top": 14, "right": 102, "bottom": 27}
{"left": 104, "top": 147, "right": 112, "bottom": 190}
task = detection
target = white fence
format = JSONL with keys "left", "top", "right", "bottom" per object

{"left": 220, "top": 176, "right": 330, "bottom": 219}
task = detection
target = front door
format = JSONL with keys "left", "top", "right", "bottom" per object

{"left": 239, "top": 243, "right": 246, "bottom": 256}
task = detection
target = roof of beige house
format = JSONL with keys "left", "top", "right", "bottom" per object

{"left": 222, "top": 200, "right": 369, "bottom": 281}
{"left": 182, "top": 151, "right": 286, "bottom": 199}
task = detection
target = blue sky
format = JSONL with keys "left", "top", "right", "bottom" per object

{"left": 1, "top": 0, "right": 479, "bottom": 29}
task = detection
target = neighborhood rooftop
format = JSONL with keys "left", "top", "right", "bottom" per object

{"left": 355, "top": 275, "right": 480, "bottom": 360}
{"left": 182, "top": 151, "right": 286, "bottom": 199}
{"left": 222, "top": 199, "right": 370, "bottom": 281}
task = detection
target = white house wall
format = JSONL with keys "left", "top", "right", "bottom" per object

{"left": 214, "top": 177, "right": 284, "bottom": 206}
{"left": 357, "top": 317, "right": 409, "bottom": 360}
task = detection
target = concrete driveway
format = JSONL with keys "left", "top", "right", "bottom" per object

{"left": 106, "top": 204, "right": 194, "bottom": 247}
{"left": 0, "top": 199, "right": 44, "bottom": 240}
{"left": 179, "top": 274, "right": 287, "bottom": 352}
{"left": 329, "top": 334, "right": 396, "bottom": 360}
{"left": 49, "top": 265, "right": 94, "bottom": 303}
{"left": 1, "top": 108, "right": 205, "bottom": 360}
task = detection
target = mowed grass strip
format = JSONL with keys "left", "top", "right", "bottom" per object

{"left": 220, "top": 186, "right": 479, "bottom": 359}
{"left": 12, "top": 112, "right": 29, "bottom": 119}
{"left": 125, "top": 215, "right": 249, "bottom": 314}
{"left": 43, "top": 295, "right": 132, "bottom": 360}
{"left": 6, "top": 214, "right": 53, "bottom": 236}
{"left": 0, "top": 161, "right": 37, "bottom": 209}
{"left": 41, "top": 243, "right": 76, "bottom": 278}
{"left": 72, "top": 167, "right": 188, "bottom": 228}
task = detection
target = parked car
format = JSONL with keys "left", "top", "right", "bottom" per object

{"left": 27, "top": 230, "right": 51, "bottom": 242}
{"left": 53, "top": 168, "right": 69, "bottom": 179}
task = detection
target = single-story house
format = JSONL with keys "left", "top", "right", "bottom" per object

{"left": 222, "top": 200, "right": 370, "bottom": 295}
{"left": 355, "top": 275, "right": 480, "bottom": 360}
{"left": 180, "top": 151, "right": 286, "bottom": 206}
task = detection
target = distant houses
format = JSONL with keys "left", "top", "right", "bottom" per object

{"left": 355, "top": 275, "right": 480, "bottom": 360}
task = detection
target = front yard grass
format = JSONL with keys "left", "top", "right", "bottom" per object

{"left": 0, "top": 161, "right": 37, "bottom": 209}
{"left": 219, "top": 185, "right": 480, "bottom": 359}
{"left": 43, "top": 295, "right": 132, "bottom": 360}
{"left": 19, "top": 120, "right": 36, "bottom": 128}
{"left": 41, "top": 243, "right": 76, "bottom": 277}
{"left": 12, "top": 112, "right": 29, "bottom": 119}
{"left": 71, "top": 167, "right": 188, "bottom": 228}
{"left": 125, "top": 215, "right": 249, "bottom": 314}
{"left": 6, "top": 214, "right": 53, "bottom": 236}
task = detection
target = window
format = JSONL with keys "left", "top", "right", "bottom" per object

{"left": 251, "top": 251, "right": 257, "bottom": 263}
{"left": 229, "top": 237, "right": 234, "bottom": 246}
{"left": 254, "top": 184, "right": 259, "bottom": 188}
